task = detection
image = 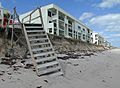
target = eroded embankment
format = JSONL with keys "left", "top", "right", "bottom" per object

{"left": 48, "top": 34, "right": 105, "bottom": 53}
{"left": 0, "top": 33, "right": 105, "bottom": 57}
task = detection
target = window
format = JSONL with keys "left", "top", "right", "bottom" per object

{"left": 78, "top": 36, "right": 81, "bottom": 39}
{"left": 0, "top": 10, "right": 1, "bottom": 16}
{"left": 74, "top": 34, "right": 75, "bottom": 38}
{"left": 95, "top": 35, "right": 98, "bottom": 37}
{"left": 74, "top": 30, "right": 75, "bottom": 33}
{"left": 87, "top": 29, "right": 90, "bottom": 33}
{"left": 54, "top": 23, "right": 57, "bottom": 27}
{"left": 83, "top": 34, "right": 85, "bottom": 40}
{"left": 48, "top": 11, "right": 52, "bottom": 17}
{"left": 59, "top": 30, "right": 64, "bottom": 36}
{"left": 59, "top": 16, "right": 64, "bottom": 21}
{"left": 69, "top": 33, "right": 72, "bottom": 37}
{"left": 76, "top": 35, "right": 77, "bottom": 39}
{"left": 68, "top": 28, "right": 72, "bottom": 32}
{"left": 54, "top": 31, "right": 57, "bottom": 35}
{"left": 78, "top": 33, "right": 81, "bottom": 36}
{"left": 83, "top": 28, "right": 85, "bottom": 32}
{"left": 49, "top": 28, "right": 52, "bottom": 33}
{"left": 52, "top": 13, "right": 55, "bottom": 16}
{"left": 54, "top": 29, "right": 57, "bottom": 35}
{"left": 78, "top": 26, "right": 81, "bottom": 29}
{"left": 95, "top": 42, "right": 97, "bottom": 44}
{"left": 49, "top": 21, "right": 52, "bottom": 23}
{"left": 0, "top": 20, "right": 2, "bottom": 25}
{"left": 68, "top": 20, "right": 72, "bottom": 25}
{"left": 59, "top": 21, "right": 64, "bottom": 29}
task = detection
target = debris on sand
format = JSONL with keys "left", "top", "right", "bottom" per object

{"left": 36, "top": 86, "right": 42, "bottom": 88}
{"left": 13, "top": 66, "right": 20, "bottom": 71}
{"left": 0, "top": 71, "right": 5, "bottom": 76}
{"left": 0, "top": 57, "right": 16, "bottom": 65}
{"left": 44, "top": 79, "right": 48, "bottom": 83}
{"left": 24, "top": 63, "right": 34, "bottom": 69}
{"left": 83, "top": 53, "right": 94, "bottom": 57}
{"left": 102, "top": 80, "right": 106, "bottom": 83}
{"left": 73, "top": 64, "right": 79, "bottom": 66}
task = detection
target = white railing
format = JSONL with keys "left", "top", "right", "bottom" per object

{"left": 22, "top": 7, "right": 42, "bottom": 24}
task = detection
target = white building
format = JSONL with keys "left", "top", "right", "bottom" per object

{"left": 92, "top": 32, "right": 105, "bottom": 45}
{"left": 20, "top": 4, "right": 93, "bottom": 43}
{"left": 104, "top": 40, "right": 111, "bottom": 49}
{"left": 93, "top": 33, "right": 98, "bottom": 45}
{"left": 0, "top": 7, "right": 10, "bottom": 28}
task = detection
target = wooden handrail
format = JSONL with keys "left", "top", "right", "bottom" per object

{"left": 22, "top": 7, "right": 41, "bottom": 23}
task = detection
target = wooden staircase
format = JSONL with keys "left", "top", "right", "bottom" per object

{"left": 23, "top": 23, "right": 63, "bottom": 76}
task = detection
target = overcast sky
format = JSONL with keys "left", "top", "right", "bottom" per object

{"left": 0, "top": 0, "right": 120, "bottom": 47}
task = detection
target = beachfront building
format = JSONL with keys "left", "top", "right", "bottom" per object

{"left": 20, "top": 4, "right": 93, "bottom": 43}
{"left": 0, "top": 5, "right": 10, "bottom": 29}
{"left": 93, "top": 33, "right": 98, "bottom": 45}
{"left": 92, "top": 32, "right": 105, "bottom": 45}
{"left": 104, "top": 40, "right": 111, "bottom": 49}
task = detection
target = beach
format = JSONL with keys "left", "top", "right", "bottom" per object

{"left": 0, "top": 49, "right": 120, "bottom": 88}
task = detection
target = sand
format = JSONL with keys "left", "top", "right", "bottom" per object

{"left": 0, "top": 49, "right": 120, "bottom": 88}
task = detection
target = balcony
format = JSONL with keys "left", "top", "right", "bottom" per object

{"left": 59, "top": 25, "right": 64, "bottom": 30}
{"left": 58, "top": 15, "right": 64, "bottom": 21}
{"left": 52, "top": 15, "right": 57, "bottom": 20}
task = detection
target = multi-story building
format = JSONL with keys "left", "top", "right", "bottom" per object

{"left": 0, "top": 5, "right": 11, "bottom": 30}
{"left": 20, "top": 4, "right": 93, "bottom": 43}
{"left": 92, "top": 32, "right": 104, "bottom": 45}
{"left": 98, "top": 35, "right": 104, "bottom": 46}
{"left": 93, "top": 33, "right": 98, "bottom": 45}
{"left": 104, "top": 40, "right": 111, "bottom": 49}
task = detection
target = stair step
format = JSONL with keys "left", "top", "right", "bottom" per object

{"left": 37, "top": 61, "right": 59, "bottom": 69}
{"left": 49, "top": 71, "right": 63, "bottom": 77}
{"left": 39, "top": 66, "right": 61, "bottom": 75}
{"left": 29, "top": 38, "right": 48, "bottom": 42}
{"left": 31, "top": 42, "right": 50, "bottom": 46}
{"left": 35, "top": 56, "right": 56, "bottom": 63}
{"left": 28, "top": 34, "right": 46, "bottom": 37}
{"left": 24, "top": 23, "right": 42, "bottom": 26}
{"left": 33, "top": 51, "right": 54, "bottom": 57}
{"left": 28, "top": 36, "right": 47, "bottom": 40}
{"left": 26, "top": 30, "right": 45, "bottom": 33}
{"left": 32, "top": 47, "right": 52, "bottom": 52}
{"left": 25, "top": 26, "right": 43, "bottom": 29}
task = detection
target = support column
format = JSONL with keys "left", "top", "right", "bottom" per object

{"left": 56, "top": 10, "right": 59, "bottom": 36}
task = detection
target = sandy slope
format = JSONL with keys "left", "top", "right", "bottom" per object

{"left": 0, "top": 49, "right": 120, "bottom": 88}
